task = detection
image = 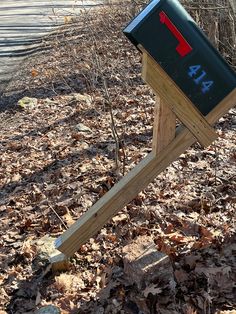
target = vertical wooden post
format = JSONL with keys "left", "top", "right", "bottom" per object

{"left": 152, "top": 96, "right": 176, "bottom": 155}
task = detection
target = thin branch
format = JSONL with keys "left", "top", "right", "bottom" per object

{"left": 83, "top": 9, "right": 126, "bottom": 174}
{"left": 48, "top": 203, "right": 68, "bottom": 230}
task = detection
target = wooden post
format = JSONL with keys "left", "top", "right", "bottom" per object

{"left": 54, "top": 51, "right": 236, "bottom": 258}
{"left": 152, "top": 96, "right": 176, "bottom": 155}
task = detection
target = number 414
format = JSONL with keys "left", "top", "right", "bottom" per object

{"left": 188, "top": 65, "right": 214, "bottom": 94}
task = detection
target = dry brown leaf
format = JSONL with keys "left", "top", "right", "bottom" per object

{"left": 112, "top": 213, "right": 128, "bottom": 223}
{"left": 31, "top": 68, "right": 39, "bottom": 77}
{"left": 183, "top": 305, "right": 198, "bottom": 314}
{"left": 143, "top": 284, "right": 162, "bottom": 297}
{"left": 174, "top": 269, "right": 189, "bottom": 284}
{"left": 55, "top": 273, "right": 85, "bottom": 292}
{"left": 168, "top": 232, "right": 189, "bottom": 244}
{"left": 106, "top": 234, "right": 117, "bottom": 243}
{"left": 184, "top": 255, "right": 199, "bottom": 270}
{"left": 199, "top": 226, "right": 214, "bottom": 238}
{"left": 63, "top": 212, "right": 75, "bottom": 226}
{"left": 71, "top": 132, "right": 84, "bottom": 141}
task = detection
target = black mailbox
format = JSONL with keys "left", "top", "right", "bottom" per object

{"left": 124, "top": 0, "right": 236, "bottom": 115}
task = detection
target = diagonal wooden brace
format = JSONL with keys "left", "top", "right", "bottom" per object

{"left": 141, "top": 48, "right": 218, "bottom": 147}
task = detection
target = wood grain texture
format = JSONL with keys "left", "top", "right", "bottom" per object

{"left": 55, "top": 87, "right": 236, "bottom": 257}
{"left": 152, "top": 96, "right": 176, "bottom": 155}
{"left": 141, "top": 50, "right": 218, "bottom": 147}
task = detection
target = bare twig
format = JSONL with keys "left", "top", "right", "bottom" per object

{"left": 82, "top": 8, "right": 126, "bottom": 174}
{"left": 48, "top": 203, "right": 68, "bottom": 230}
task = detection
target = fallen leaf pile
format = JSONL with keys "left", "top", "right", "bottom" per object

{"left": 0, "top": 2, "right": 235, "bottom": 314}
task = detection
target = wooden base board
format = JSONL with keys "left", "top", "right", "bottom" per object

{"left": 55, "top": 88, "right": 236, "bottom": 257}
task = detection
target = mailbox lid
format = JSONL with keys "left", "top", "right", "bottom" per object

{"left": 123, "top": 0, "right": 236, "bottom": 115}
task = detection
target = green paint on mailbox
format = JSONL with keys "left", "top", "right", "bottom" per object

{"left": 124, "top": 0, "right": 236, "bottom": 115}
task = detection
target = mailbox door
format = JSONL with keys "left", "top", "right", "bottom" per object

{"left": 124, "top": 0, "right": 236, "bottom": 115}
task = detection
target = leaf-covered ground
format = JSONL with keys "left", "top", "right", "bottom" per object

{"left": 0, "top": 4, "right": 235, "bottom": 314}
